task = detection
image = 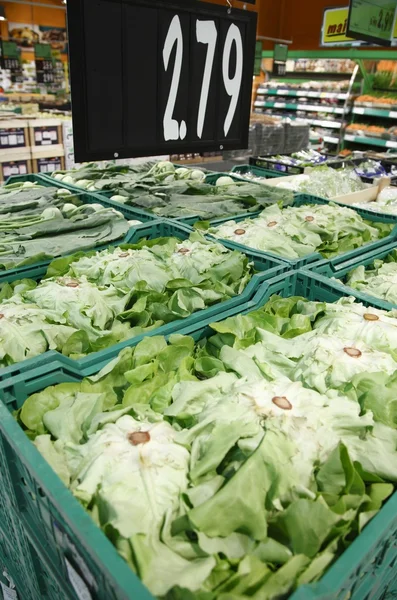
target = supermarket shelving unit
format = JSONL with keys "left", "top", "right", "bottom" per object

{"left": 254, "top": 49, "right": 397, "bottom": 155}
{"left": 344, "top": 58, "right": 397, "bottom": 151}
{"left": 253, "top": 50, "right": 360, "bottom": 152}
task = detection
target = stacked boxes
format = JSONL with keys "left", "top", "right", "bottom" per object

{"left": 0, "top": 117, "right": 66, "bottom": 180}
{"left": 29, "top": 118, "right": 65, "bottom": 174}
{"left": 0, "top": 118, "right": 32, "bottom": 180}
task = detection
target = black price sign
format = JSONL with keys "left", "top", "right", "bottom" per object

{"left": 35, "top": 44, "right": 56, "bottom": 85}
{"left": 67, "top": 0, "right": 257, "bottom": 162}
{"left": 1, "top": 41, "right": 23, "bottom": 81}
{"left": 272, "top": 43, "right": 288, "bottom": 76}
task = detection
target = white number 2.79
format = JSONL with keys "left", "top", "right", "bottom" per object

{"left": 162, "top": 17, "right": 244, "bottom": 142}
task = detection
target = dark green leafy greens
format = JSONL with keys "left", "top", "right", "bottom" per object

{"left": 20, "top": 294, "right": 397, "bottom": 598}
{"left": 52, "top": 161, "right": 294, "bottom": 219}
{"left": 0, "top": 182, "right": 130, "bottom": 269}
{"left": 0, "top": 233, "right": 253, "bottom": 366}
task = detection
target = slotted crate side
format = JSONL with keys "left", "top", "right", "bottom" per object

{"left": 204, "top": 193, "right": 397, "bottom": 269}
{"left": 0, "top": 219, "right": 286, "bottom": 382}
{"left": 0, "top": 271, "right": 396, "bottom": 600}
{"left": 0, "top": 505, "right": 42, "bottom": 600}
{"left": 5, "top": 173, "right": 157, "bottom": 223}
{"left": 301, "top": 240, "right": 397, "bottom": 311}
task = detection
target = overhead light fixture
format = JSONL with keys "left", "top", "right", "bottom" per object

{"left": 0, "top": 6, "right": 7, "bottom": 21}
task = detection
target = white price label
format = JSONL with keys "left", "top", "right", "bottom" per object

{"left": 274, "top": 102, "right": 285, "bottom": 108}
{"left": 65, "top": 559, "right": 92, "bottom": 600}
{"left": 390, "top": 111, "right": 397, "bottom": 119}
{"left": 276, "top": 89, "right": 285, "bottom": 95}
{"left": 354, "top": 107, "right": 365, "bottom": 114}
{"left": 1, "top": 583, "right": 17, "bottom": 600}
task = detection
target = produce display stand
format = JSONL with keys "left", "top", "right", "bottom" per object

{"left": 0, "top": 218, "right": 286, "bottom": 383}
{"left": 0, "top": 270, "right": 396, "bottom": 600}
{"left": 203, "top": 194, "right": 397, "bottom": 269}
{"left": 302, "top": 240, "right": 397, "bottom": 311}
{"left": 40, "top": 169, "right": 295, "bottom": 226}
{"left": 231, "top": 163, "right": 286, "bottom": 179}
{"left": 248, "top": 154, "right": 352, "bottom": 175}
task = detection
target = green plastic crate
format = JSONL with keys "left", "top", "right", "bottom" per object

{"left": 0, "top": 203, "right": 156, "bottom": 287}
{"left": 0, "top": 219, "right": 286, "bottom": 382}
{"left": 204, "top": 193, "right": 397, "bottom": 269}
{"left": 5, "top": 173, "right": 158, "bottom": 224}
{"left": 0, "top": 270, "right": 396, "bottom": 600}
{"left": 231, "top": 163, "right": 285, "bottom": 179}
{"left": 301, "top": 240, "right": 397, "bottom": 311}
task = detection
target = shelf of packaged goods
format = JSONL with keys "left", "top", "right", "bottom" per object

{"left": 344, "top": 134, "right": 397, "bottom": 148}
{"left": 253, "top": 109, "right": 343, "bottom": 130}
{"left": 353, "top": 106, "right": 397, "bottom": 119}
{"left": 257, "top": 88, "right": 348, "bottom": 100}
{"left": 324, "top": 135, "right": 339, "bottom": 144}
{"left": 253, "top": 101, "right": 348, "bottom": 114}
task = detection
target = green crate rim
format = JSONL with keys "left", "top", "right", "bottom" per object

{"left": 0, "top": 269, "right": 396, "bottom": 600}
{"left": 0, "top": 218, "right": 286, "bottom": 381}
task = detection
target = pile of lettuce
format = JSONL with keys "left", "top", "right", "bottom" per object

{"left": 20, "top": 294, "right": 397, "bottom": 599}
{"left": 345, "top": 248, "right": 397, "bottom": 304}
{"left": 275, "top": 167, "right": 367, "bottom": 199}
{"left": 0, "top": 181, "right": 130, "bottom": 270}
{"left": 0, "top": 233, "right": 252, "bottom": 366}
{"left": 205, "top": 203, "right": 393, "bottom": 260}
{"left": 52, "top": 161, "right": 294, "bottom": 220}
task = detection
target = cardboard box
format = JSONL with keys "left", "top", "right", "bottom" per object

{"left": 0, "top": 119, "right": 30, "bottom": 153}
{"left": 0, "top": 149, "right": 32, "bottom": 181}
{"left": 31, "top": 144, "right": 65, "bottom": 174}
{"left": 28, "top": 118, "right": 63, "bottom": 148}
